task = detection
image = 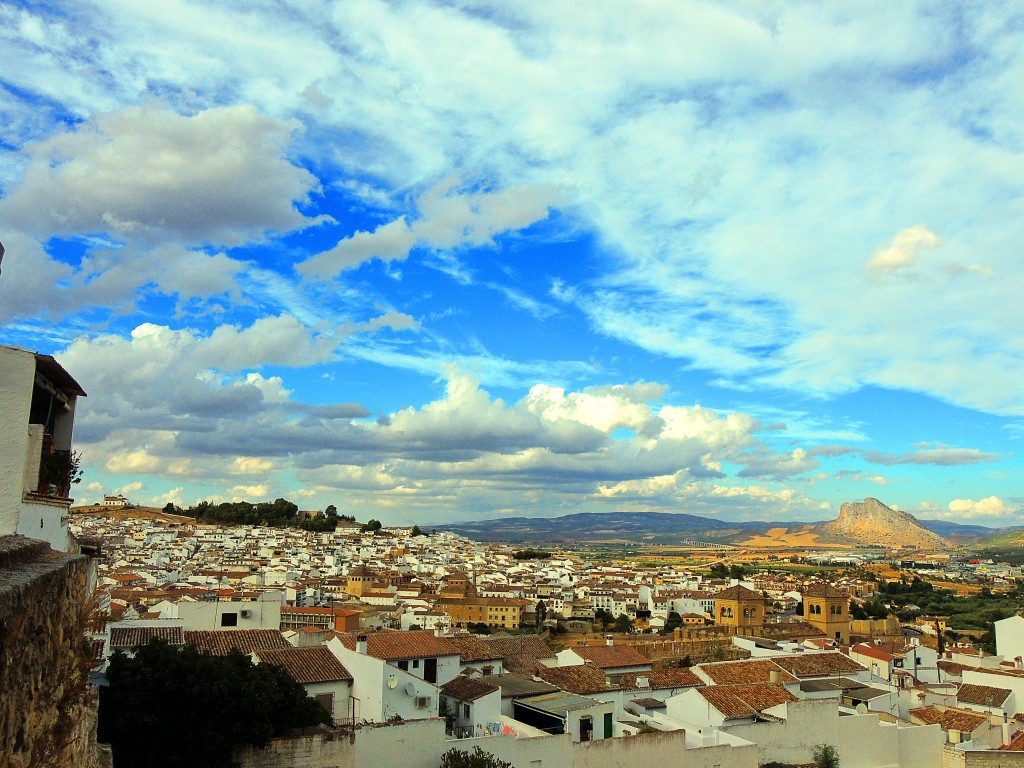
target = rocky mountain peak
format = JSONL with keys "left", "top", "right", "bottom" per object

{"left": 823, "top": 497, "right": 949, "bottom": 549}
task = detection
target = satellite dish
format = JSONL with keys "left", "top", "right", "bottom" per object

{"left": 388, "top": 675, "right": 398, "bottom": 689}
{"left": 856, "top": 703, "right": 868, "bottom": 715}
{"left": 405, "top": 681, "right": 417, "bottom": 697}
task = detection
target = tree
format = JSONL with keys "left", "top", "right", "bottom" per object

{"left": 594, "top": 608, "right": 614, "bottom": 629}
{"left": 360, "top": 519, "right": 383, "bottom": 533}
{"left": 325, "top": 504, "right": 338, "bottom": 517}
{"left": 664, "top": 611, "right": 683, "bottom": 633}
{"left": 411, "top": 524, "right": 427, "bottom": 536}
{"left": 440, "top": 746, "right": 513, "bottom": 768}
{"left": 98, "top": 639, "right": 330, "bottom": 768}
{"left": 813, "top": 744, "right": 840, "bottom": 768}
{"left": 536, "top": 600, "right": 548, "bottom": 626}
{"left": 614, "top": 613, "right": 634, "bottom": 633}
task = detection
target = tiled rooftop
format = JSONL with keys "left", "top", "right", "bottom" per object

{"left": 571, "top": 645, "right": 651, "bottom": 669}
{"left": 771, "top": 652, "right": 865, "bottom": 678}
{"left": 440, "top": 675, "right": 500, "bottom": 702}
{"left": 956, "top": 682, "right": 1012, "bottom": 707}
{"left": 536, "top": 664, "right": 619, "bottom": 695}
{"left": 337, "top": 629, "right": 461, "bottom": 660}
{"left": 909, "top": 706, "right": 987, "bottom": 733}
{"left": 109, "top": 625, "right": 184, "bottom": 648}
{"left": 184, "top": 629, "right": 291, "bottom": 656}
{"left": 698, "top": 683, "right": 797, "bottom": 719}
{"left": 256, "top": 646, "right": 352, "bottom": 684}
{"left": 696, "top": 659, "right": 798, "bottom": 685}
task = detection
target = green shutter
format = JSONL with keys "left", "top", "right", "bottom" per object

{"left": 603, "top": 711, "right": 613, "bottom": 739}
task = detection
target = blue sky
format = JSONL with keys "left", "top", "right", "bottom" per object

{"left": 1, "top": 1, "right": 1022, "bottom": 526}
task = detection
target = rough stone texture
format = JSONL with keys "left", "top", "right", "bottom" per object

{"left": 821, "top": 497, "right": 949, "bottom": 550}
{"left": 0, "top": 535, "right": 100, "bottom": 768}
{"left": 943, "top": 745, "right": 1024, "bottom": 767}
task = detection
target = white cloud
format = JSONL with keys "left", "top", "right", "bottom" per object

{"left": 947, "top": 496, "right": 1010, "bottom": 519}
{"left": 0, "top": 105, "right": 325, "bottom": 246}
{"left": 299, "top": 178, "right": 561, "bottom": 278}
{"left": 867, "top": 225, "right": 941, "bottom": 275}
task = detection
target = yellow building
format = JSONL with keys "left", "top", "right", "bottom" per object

{"left": 802, "top": 584, "right": 851, "bottom": 643}
{"left": 434, "top": 572, "right": 529, "bottom": 629}
{"left": 346, "top": 564, "right": 378, "bottom": 597}
{"left": 714, "top": 585, "right": 765, "bottom": 628}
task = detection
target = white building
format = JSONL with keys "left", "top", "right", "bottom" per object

{"left": 0, "top": 345, "right": 86, "bottom": 552}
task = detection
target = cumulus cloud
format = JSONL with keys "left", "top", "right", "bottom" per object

{"left": 867, "top": 225, "right": 941, "bottom": 275}
{"left": 0, "top": 105, "right": 325, "bottom": 246}
{"left": 299, "top": 178, "right": 561, "bottom": 278}
{"left": 947, "top": 496, "right": 1010, "bottom": 519}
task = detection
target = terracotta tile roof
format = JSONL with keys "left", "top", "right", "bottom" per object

{"left": 184, "top": 629, "right": 291, "bottom": 656}
{"left": 850, "top": 643, "right": 896, "bottom": 662}
{"left": 714, "top": 585, "right": 765, "bottom": 601}
{"left": 572, "top": 645, "right": 651, "bottom": 670}
{"left": 938, "top": 660, "right": 973, "bottom": 677}
{"left": 256, "top": 646, "right": 352, "bottom": 684}
{"left": 479, "top": 635, "right": 555, "bottom": 662}
{"left": 440, "top": 675, "right": 500, "bottom": 702}
{"left": 449, "top": 636, "right": 505, "bottom": 663}
{"left": 502, "top": 654, "right": 547, "bottom": 675}
{"left": 337, "top": 629, "right": 461, "bottom": 660}
{"left": 1002, "top": 730, "right": 1024, "bottom": 751}
{"left": 109, "top": 625, "right": 184, "bottom": 648}
{"left": 771, "top": 653, "right": 866, "bottom": 678}
{"left": 698, "top": 683, "right": 797, "bottom": 719}
{"left": 957, "top": 683, "right": 1012, "bottom": 707}
{"left": 802, "top": 584, "right": 850, "bottom": 599}
{"left": 909, "top": 706, "right": 987, "bottom": 733}
{"left": 536, "top": 664, "right": 620, "bottom": 695}
{"left": 618, "top": 668, "right": 702, "bottom": 690}
{"left": 697, "top": 659, "right": 798, "bottom": 685}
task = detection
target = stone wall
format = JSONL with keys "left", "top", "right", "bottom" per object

{"left": 943, "top": 746, "right": 1024, "bottom": 768}
{"left": 0, "top": 535, "right": 100, "bottom": 768}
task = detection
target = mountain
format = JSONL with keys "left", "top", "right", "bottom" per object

{"left": 820, "top": 498, "right": 949, "bottom": 550}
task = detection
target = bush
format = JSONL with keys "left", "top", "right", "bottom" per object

{"left": 440, "top": 747, "right": 513, "bottom": 768}
{"left": 814, "top": 743, "right": 840, "bottom": 768}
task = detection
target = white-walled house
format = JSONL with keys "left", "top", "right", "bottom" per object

{"left": 335, "top": 629, "right": 461, "bottom": 686}
{"left": 327, "top": 636, "right": 442, "bottom": 722}
{"left": 0, "top": 345, "right": 86, "bottom": 552}
{"left": 255, "top": 646, "right": 353, "bottom": 725}
{"left": 439, "top": 675, "right": 502, "bottom": 738}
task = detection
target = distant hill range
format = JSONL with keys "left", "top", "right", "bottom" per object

{"left": 431, "top": 499, "right": 1021, "bottom": 550}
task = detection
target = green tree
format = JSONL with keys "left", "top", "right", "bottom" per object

{"left": 440, "top": 746, "right": 513, "bottom": 768}
{"left": 813, "top": 744, "right": 840, "bottom": 768}
{"left": 411, "top": 524, "right": 427, "bottom": 536}
{"left": 594, "top": 608, "right": 614, "bottom": 628}
{"left": 614, "top": 613, "right": 634, "bottom": 633}
{"left": 536, "top": 600, "right": 548, "bottom": 626}
{"left": 99, "top": 639, "right": 330, "bottom": 768}
{"left": 325, "top": 504, "right": 338, "bottom": 517}
{"left": 664, "top": 611, "right": 683, "bottom": 633}
{"left": 361, "top": 519, "right": 383, "bottom": 533}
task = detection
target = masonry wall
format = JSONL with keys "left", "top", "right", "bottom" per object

{"left": 0, "top": 348, "right": 35, "bottom": 536}
{"left": 0, "top": 535, "right": 101, "bottom": 768}
{"left": 942, "top": 746, "right": 1024, "bottom": 768}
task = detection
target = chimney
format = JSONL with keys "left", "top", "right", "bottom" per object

{"left": 356, "top": 634, "right": 368, "bottom": 654}
{"left": 636, "top": 676, "right": 649, "bottom": 688}
{"left": 769, "top": 669, "right": 781, "bottom": 683}
{"left": 606, "top": 634, "right": 614, "bottom": 646}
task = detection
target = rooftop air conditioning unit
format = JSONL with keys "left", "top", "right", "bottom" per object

{"left": 415, "top": 696, "right": 431, "bottom": 709}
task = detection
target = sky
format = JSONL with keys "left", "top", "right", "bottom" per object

{"left": 1, "top": 1, "right": 1022, "bottom": 527}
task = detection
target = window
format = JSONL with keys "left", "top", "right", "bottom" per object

{"left": 412, "top": 659, "right": 420, "bottom": 669}
{"left": 579, "top": 716, "right": 593, "bottom": 742}
{"left": 316, "top": 693, "right": 334, "bottom": 720}
{"left": 220, "top": 612, "right": 238, "bottom": 627}
{"left": 464, "top": 703, "right": 471, "bottom": 719}
{"left": 831, "top": 605, "right": 842, "bottom": 616}
{"left": 398, "top": 660, "right": 408, "bottom": 671}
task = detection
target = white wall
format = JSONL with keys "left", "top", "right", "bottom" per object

{"left": 996, "top": 616, "right": 1024, "bottom": 663}
{"left": 0, "top": 347, "right": 36, "bottom": 536}
{"left": 725, "top": 697, "right": 943, "bottom": 768}
{"left": 178, "top": 592, "right": 282, "bottom": 631}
